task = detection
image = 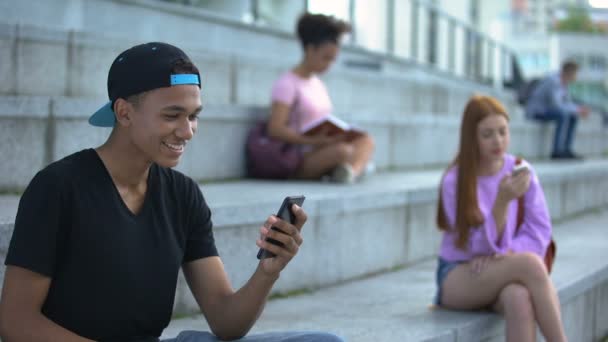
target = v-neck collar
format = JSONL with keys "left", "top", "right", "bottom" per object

{"left": 89, "top": 148, "right": 155, "bottom": 219}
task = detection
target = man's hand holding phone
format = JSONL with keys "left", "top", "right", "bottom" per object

{"left": 256, "top": 196, "right": 307, "bottom": 277}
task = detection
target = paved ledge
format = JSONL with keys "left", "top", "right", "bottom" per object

{"left": 2, "top": 159, "right": 607, "bottom": 227}
{"left": 2, "top": 159, "right": 608, "bottom": 316}
{"left": 161, "top": 209, "right": 608, "bottom": 342}
{"left": 200, "top": 158, "right": 608, "bottom": 220}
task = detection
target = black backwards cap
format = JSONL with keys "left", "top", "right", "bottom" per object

{"left": 89, "top": 42, "right": 201, "bottom": 127}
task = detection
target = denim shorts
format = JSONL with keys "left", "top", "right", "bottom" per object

{"left": 434, "top": 257, "right": 465, "bottom": 306}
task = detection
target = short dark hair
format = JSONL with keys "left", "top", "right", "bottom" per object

{"left": 562, "top": 60, "right": 579, "bottom": 74}
{"left": 296, "top": 13, "right": 351, "bottom": 48}
{"left": 126, "top": 58, "right": 199, "bottom": 107}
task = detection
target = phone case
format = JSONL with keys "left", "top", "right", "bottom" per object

{"left": 257, "top": 196, "right": 306, "bottom": 260}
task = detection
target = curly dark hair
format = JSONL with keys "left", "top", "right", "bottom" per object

{"left": 296, "top": 13, "right": 351, "bottom": 48}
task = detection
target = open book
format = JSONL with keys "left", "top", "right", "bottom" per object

{"left": 300, "top": 115, "right": 364, "bottom": 140}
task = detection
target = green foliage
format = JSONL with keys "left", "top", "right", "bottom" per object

{"left": 554, "top": 7, "right": 607, "bottom": 34}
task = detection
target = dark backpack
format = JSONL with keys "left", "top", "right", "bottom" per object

{"left": 245, "top": 121, "right": 301, "bottom": 179}
{"left": 517, "top": 78, "right": 541, "bottom": 106}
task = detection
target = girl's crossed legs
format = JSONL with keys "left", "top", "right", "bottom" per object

{"left": 441, "top": 253, "right": 566, "bottom": 342}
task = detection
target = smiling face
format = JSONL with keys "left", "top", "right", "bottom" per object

{"left": 476, "top": 113, "right": 510, "bottom": 164}
{"left": 117, "top": 84, "right": 202, "bottom": 168}
{"left": 304, "top": 42, "right": 339, "bottom": 74}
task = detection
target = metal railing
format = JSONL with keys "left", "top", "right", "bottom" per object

{"left": 395, "top": 0, "right": 518, "bottom": 89}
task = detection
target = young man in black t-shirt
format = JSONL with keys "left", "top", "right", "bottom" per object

{"left": 0, "top": 42, "right": 342, "bottom": 342}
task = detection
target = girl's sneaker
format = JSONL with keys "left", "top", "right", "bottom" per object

{"left": 330, "top": 163, "right": 356, "bottom": 184}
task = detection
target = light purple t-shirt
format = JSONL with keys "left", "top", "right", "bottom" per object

{"left": 439, "top": 154, "right": 552, "bottom": 262}
{"left": 271, "top": 71, "right": 332, "bottom": 132}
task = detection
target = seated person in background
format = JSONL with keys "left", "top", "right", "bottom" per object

{"left": 525, "top": 60, "right": 590, "bottom": 160}
{"left": 267, "top": 13, "right": 375, "bottom": 184}
{"left": 0, "top": 42, "right": 343, "bottom": 342}
{"left": 435, "top": 95, "right": 566, "bottom": 342}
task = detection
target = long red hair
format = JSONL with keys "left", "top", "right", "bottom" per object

{"left": 437, "top": 95, "right": 510, "bottom": 250}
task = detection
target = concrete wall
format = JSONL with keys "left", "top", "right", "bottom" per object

{"left": 1, "top": 19, "right": 571, "bottom": 192}
{"left": 0, "top": 0, "right": 415, "bottom": 82}
{"left": 138, "top": 162, "right": 608, "bottom": 314}
{"left": 0, "top": 0, "right": 301, "bottom": 61}
{"left": 2, "top": 160, "right": 608, "bottom": 315}
{"left": 0, "top": 21, "right": 515, "bottom": 108}
{"left": 2, "top": 95, "right": 607, "bottom": 191}
{"left": 0, "top": 0, "right": 477, "bottom": 74}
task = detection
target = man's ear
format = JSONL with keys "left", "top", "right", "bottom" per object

{"left": 113, "top": 99, "right": 134, "bottom": 127}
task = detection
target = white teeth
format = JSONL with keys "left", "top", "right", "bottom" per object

{"left": 163, "top": 142, "right": 184, "bottom": 151}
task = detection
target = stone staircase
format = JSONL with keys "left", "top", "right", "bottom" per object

{"left": 1, "top": 1, "right": 608, "bottom": 341}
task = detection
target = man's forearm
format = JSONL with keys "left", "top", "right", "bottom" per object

{"left": 1, "top": 313, "right": 94, "bottom": 342}
{"left": 207, "top": 265, "right": 279, "bottom": 340}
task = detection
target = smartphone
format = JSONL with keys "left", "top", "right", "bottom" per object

{"left": 512, "top": 164, "right": 529, "bottom": 177}
{"left": 257, "top": 195, "right": 306, "bottom": 260}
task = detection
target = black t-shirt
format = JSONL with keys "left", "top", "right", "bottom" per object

{"left": 5, "top": 149, "right": 218, "bottom": 341}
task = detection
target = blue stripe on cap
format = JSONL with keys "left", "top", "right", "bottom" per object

{"left": 170, "top": 74, "right": 200, "bottom": 86}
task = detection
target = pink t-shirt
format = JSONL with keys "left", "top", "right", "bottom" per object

{"left": 271, "top": 71, "right": 332, "bottom": 132}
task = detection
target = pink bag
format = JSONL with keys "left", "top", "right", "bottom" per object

{"left": 246, "top": 122, "right": 301, "bottom": 179}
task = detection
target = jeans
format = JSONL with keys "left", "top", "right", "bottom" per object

{"left": 161, "top": 331, "right": 345, "bottom": 342}
{"left": 531, "top": 108, "right": 578, "bottom": 155}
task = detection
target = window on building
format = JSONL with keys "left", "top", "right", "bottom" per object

{"left": 256, "top": 0, "right": 306, "bottom": 31}
{"left": 588, "top": 55, "right": 607, "bottom": 70}
{"left": 307, "top": 0, "right": 351, "bottom": 21}
{"left": 160, "top": 0, "right": 253, "bottom": 22}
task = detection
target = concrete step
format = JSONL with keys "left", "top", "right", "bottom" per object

{"left": 1, "top": 95, "right": 607, "bottom": 191}
{"left": 0, "top": 20, "right": 516, "bottom": 114}
{"left": 2, "top": 159, "right": 608, "bottom": 316}
{"left": 160, "top": 208, "right": 608, "bottom": 342}
{"left": 0, "top": 0, "right": 541, "bottom": 105}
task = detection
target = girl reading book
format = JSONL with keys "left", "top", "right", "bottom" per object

{"left": 266, "top": 13, "right": 374, "bottom": 183}
{"left": 435, "top": 95, "right": 566, "bottom": 341}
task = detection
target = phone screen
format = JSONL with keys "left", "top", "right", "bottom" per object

{"left": 257, "top": 195, "right": 306, "bottom": 260}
